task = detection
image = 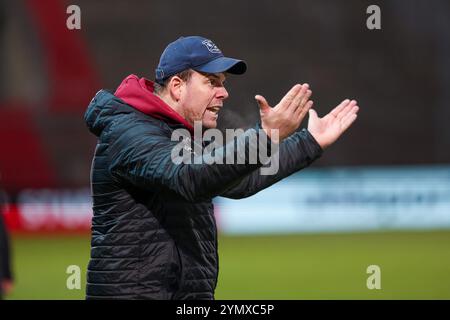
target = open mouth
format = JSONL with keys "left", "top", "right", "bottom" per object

{"left": 206, "top": 106, "right": 221, "bottom": 116}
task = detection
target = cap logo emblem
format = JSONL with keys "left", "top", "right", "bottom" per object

{"left": 202, "top": 39, "right": 221, "bottom": 54}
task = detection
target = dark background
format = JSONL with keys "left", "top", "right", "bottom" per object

{"left": 1, "top": 0, "right": 449, "bottom": 191}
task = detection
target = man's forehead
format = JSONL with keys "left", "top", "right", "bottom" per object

{"left": 198, "top": 71, "right": 226, "bottom": 81}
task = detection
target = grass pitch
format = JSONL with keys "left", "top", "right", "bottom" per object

{"left": 6, "top": 230, "right": 450, "bottom": 299}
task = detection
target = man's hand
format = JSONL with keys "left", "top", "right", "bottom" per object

{"left": 308, "top": 99, "right": 359, "bottom": 149}
{"left": 255, "top": 84, "right": 313, "bottom": 142}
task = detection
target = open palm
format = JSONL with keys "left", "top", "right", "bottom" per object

{"left": 307, "top": 99, "right": 359, "bottom": 149}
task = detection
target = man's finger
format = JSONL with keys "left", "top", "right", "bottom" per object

{"left": 336, "top": 100, "right": 357, "bottom": 120}
{"left": 340, "top": 105, "right": 359, "bottom": 128}
{"left": 350, "top": 105, "right": 360, "bottom": 115}
{"left": 330, "top": 99, "right": 350, "bottom": 117}
{"left": 255, "top": 95, "right": 271, "bottom": 114}
{"left": 288, "top": 84, "right": 308, "bottom": 110}
{"left": 298, "top": 85, "right": 312, "bottom": 111}
{"left": 290, "top": 84, "right": 309, "bottom": 112}
{"left": 341, "top": 113, "right": 358, "bottom": 132}
{"left": 278, "top": 84, "right": 302, "bottom": 111}
{"left": 294, "top": 88, "right": 312, "bottom": 114}
{"left": 295, "top": 100, "right": 313, "bottom": 120}
{"left": 308, "top": 108, "right": 319, "bottom": 120}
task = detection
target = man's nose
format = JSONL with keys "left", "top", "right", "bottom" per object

{"left": 216, "top": 86, "right": 229, "bottom": 100}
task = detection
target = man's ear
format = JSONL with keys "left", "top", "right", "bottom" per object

{"left": 168, "top": 76, "right": 183, "bottom": 102}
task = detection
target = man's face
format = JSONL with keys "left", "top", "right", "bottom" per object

{"left": 179, "top": 71, "right": 229, "bottom": 129}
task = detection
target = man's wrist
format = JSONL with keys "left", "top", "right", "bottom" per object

{"left": 304, "top": 129, "right": 324, "bottom": 154}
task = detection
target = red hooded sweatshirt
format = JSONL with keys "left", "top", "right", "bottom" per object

{"left": 114, "top": 74, "right": 194, "bottom": 133}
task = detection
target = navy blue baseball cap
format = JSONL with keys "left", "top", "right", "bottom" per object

{"left": 155, "top": 36, "right": 247, "bottom": 84}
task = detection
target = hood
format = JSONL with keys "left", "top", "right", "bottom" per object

{"left": 84, "top": 74, "right": 193, "bottom": 137}
{"left": 115, "top": 74, "right": 194, "bottom": 132}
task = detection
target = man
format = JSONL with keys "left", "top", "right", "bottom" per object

{"left": 84, "top": 36, "right": 359, "bottom": 300}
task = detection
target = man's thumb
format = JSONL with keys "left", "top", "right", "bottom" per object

{"left": 255, "top": 95, "right": 270, "bottom": 113}
{"left": 309, "top": 109, "right": 319, "bottom": 119}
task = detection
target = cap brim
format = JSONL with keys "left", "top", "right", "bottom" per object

{"left": 194, "top": 57, "right": 247, "bottom": 75}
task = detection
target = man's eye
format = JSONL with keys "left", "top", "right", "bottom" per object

{"left": 206, "top": 77, "right": 224, "bottom": 87}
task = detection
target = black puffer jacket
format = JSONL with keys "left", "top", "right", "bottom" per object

{"left": 84, "top": 78, "right": 322, "bottom": 300}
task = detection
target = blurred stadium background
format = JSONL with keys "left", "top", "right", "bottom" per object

{"left": 1, "top": 0, "right": 450, "bottom": 299}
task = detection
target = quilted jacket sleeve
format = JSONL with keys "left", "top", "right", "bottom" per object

{"left": 219, "top": 128, "right": 323, "bottom": 199}
{"left": 107, "top": 120, "right": 273, "bottom": 203}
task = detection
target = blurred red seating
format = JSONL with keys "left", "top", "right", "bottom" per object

{"left": 0, "top": 105, "right": 56, "bottom": 191}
